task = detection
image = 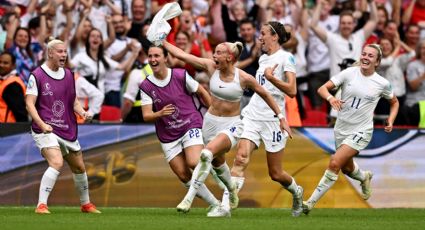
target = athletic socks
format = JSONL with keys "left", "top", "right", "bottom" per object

{"left": 72, "top": 172, "right": 90, "bottom": 205}
{"left": 38, "top": 167, "right": 60, "bottom": 206}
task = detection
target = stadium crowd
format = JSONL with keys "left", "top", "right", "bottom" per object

{"left": 1, "top": 0, "right": 425, "bottom": 127}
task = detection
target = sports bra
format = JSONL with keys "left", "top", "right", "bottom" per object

{"left": 209, "top": 68, "right": 244, "bottom": 102}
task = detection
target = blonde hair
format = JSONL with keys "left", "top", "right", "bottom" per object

{"left": 367, "top": 43, "right": 383, "bottom": 65}
{"left": 223, "top": 41, "right": 243, "bottom": 63}
{"left": 47, "top": 37, "right": 64, "bottom": 50}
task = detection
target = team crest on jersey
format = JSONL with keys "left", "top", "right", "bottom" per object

{"left": 289, "top": 55, "right": 295, "bottom": 65}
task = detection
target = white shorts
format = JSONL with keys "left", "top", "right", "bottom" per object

{"left": 160, "top": 128, "right": 204, "bottom": 162}
{"left": 202, "top": 112, "right": 243, "bottom": 148}
{"left": 240, "top": 118, "right": 287, "bottom": 152}
{"left": 31, "top": 131, "right": 81, "bottom": 156}
{"left": 334, "top": 128, "right": 373, "bottom": 151}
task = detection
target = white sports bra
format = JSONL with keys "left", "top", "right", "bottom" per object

{"left": 209, "top": 68, "right": 244, "bottom": 102}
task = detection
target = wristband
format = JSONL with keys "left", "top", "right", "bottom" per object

{"left": 277, "top": 113, "right": 284, "bottom": 120}
{"left": 326, "top": 95, "right": 333, "bottom": 101}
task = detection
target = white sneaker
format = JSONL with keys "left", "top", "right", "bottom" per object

{"left": 302, "top": 200, "right": 314, "bottom": 215}
{"left": 292, "top": 186, "right": 303, "bottom": 217}
{"left": 229, "top": 188, "right": 239, "bottom": 210}
{"left": 207, "top": 204, "right": 231, "bottom": 217}
{"left": 361, "top": 171, "right": 373, "bottom": 200}
{"left": 176, "top": 199, "right": 192, "bottom": 213}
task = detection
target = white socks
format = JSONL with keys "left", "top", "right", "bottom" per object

{"left": 38, "top": 167, "right": 60, "bottom": 206}
{"left": 232, "top": 176, "right": 245, "bottom": 193}
{"left": 347, "top": 162, "right": 366, "bottom": 182}
{"left": 307, "top": 170, "right": 338, "bottom": 205}
{"left": 182, "top": 149, "right": 213, "bottom": 203}
{"left": 184, "top": 181, "right": 219, "bottom": 206}
{"left": 72, "top": 172, "right": 90, "bottom": 205}
{"left": 213, "top": 163, "right": 233, "bottom": 209}
{"left": 285, "top": 178, "right": 300, "bottom": 195}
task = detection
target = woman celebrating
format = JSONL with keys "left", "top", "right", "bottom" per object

{"left": 230, "top": 21, "right": 303, "bottom": 217}
{"left": 163, "top": 36, "right": 289, "bottom": 217}
{"left": 140, "top": 45, "right": 220, "bottom": 216}
{"left": 303, "top": 44, "right": 399, "bottom": 214}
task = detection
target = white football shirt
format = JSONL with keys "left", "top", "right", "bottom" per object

{"left": 242, "top": 49, "right": 296, "bottom": 121}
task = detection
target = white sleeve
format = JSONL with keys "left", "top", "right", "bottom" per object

{"left": 123, "top": 69, "right": 144, "bottom": 102}
{"left": 185, "top": 72, "right": 199, "bottom": 93}
{"left": 381, "top": 80, "right": 394, "bottom": 100}
{"left": 140, "top": 89, "right": 153, "bottom": 105}
{"left": 26, "top": 74, "right": 38, "bottom": 96}
{"left": 330, "top": 68, "right": 350, "bottom": 88}
{"left": 76, "top": 77, "right": 105, "bottom": 114}
{"left": 105, "top": 56, "right": 120, "bottom": 70}
{"left": 283, "top": 53, "right": 296, "bottom": 74}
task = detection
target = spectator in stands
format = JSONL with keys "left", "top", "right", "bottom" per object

{"left": 376, "top": 35, "right": 415, "bottom": 120}
{"left": 236, "top": 18, "right": 260, "bottom": 110}
{"left": 403, "top": 24, "right": 420, "bottom": 53}
{"left": 89, "top": 0, "right": 122, "bottom": 39}
{"left": 8, "top": 27, "right": 38, "bottom": 84}
{"left": 26, "top": 39, "right": 100, "bottom": 214}
{"left": 121, "top": 54, "right": 152, "bottom": 123}
{"left": 402, "top": 0, "right": 425, "bottom": 39}
{"left": 0, "top": 51, "right": 28, "bottom": 122}
{"left": 306, "top": 0, "right": 339, "bottom": 110}
{"left": 0, "top": 12, "right": 20, "bottom": 53}
{"left": 404, "top": 39, "right": 425, "bottom": 126}
{"left": 70, "top": 28, "right": 139, "bottom": 95}
{"left": 74, "top": 72, "right": 105, "bottom": 123}
{"left": 127, "top": 0, "right": 148, "bottom": 41}
{"left": 104, "top": 14, "right": 141, "bottom": 108}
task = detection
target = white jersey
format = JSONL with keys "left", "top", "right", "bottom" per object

{"left": 331, "top": 67, "right": 394, "bottom": 131}
{"left": 242, "top": 49, "right": 296, "bottom": 121}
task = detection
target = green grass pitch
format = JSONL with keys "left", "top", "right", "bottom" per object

{"left": 1, "top": 207, "right": 424, "bottom": 230}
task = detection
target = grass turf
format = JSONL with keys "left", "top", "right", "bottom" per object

{"left": 1, "top": 207, "right": 424, "bottom": 230}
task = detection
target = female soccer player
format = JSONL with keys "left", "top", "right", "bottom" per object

{"left": 163, "top": 39, "right": 289, "bottom": 217}
{"left": 140, "top": 45, "right": 220, "bottom": 215}
{"left": 26, "top": 39, "right": 100, "bottom": 214}
{"left": 302, "top": 44, "right": 399, "bottom": 214}
{"left": 229, "top": 21, "right": 304, "bottom": 217}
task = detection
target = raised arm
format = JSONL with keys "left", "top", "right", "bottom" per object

{"left": 362, "top": 0, "right": 377, "bottom": 39}
{"left": 163, "top": 40, "right": 215, "bottom": 75}
{"left": 309, "top": 0, "right": 328, "bottom": 43}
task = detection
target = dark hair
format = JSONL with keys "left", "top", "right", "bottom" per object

{"left": 148, "top": 44, "right": 168, "bottom": 57}
{"left": 13, "top": 27, "right": 34, "bottom": 59}
{"left": 175, "top": 30, "right": 191, "bottom": 41}
{"left": 85, "top": 28, "right": 110, "bottom": 69}
{"left": 0, "top": 12, "right": 17, "bottom": 28}
{"left": 339, "top": 10, "right": 354, "bottom": 22}
{"left": 267, "top": 21, "right": 290, "bottom": 44}
{"left": 28, "top": 16, "right": 41, "bottom": 30}
{"left": 0, "top": 51, "right": 16, "bottom": 65}
{"left": 239, "top": 18, "right": 255, "bottom": 28}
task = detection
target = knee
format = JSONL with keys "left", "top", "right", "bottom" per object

{"left": 328, "top": 157, "right": 341, "bottom": 173}
{"left": 49, "top": 159, "right": 64, "bottom": 171}
{"left": 71, "top": 165, "right": 86, "bottom": 174}
{"left": 268, "top": 169, "right": 281, "bottom": 182}
{"left": 176, "top": 171, "right": 191, "bottom": 183}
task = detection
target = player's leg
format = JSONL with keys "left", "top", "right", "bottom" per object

{"left": 65, "top": 147, "right": 100, "bottom": 214}
{"left": 303, "top": 144, "right": 358, "bottom": 214}
{"left": 266, "top": 149, "right": 303, "bottom": 217}
{"left": 32, "top": 132, "right": 63, "bottom": 214}
{"left": 183, "top": 144, "right": 221, "bottom": 208}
